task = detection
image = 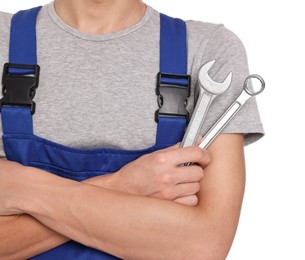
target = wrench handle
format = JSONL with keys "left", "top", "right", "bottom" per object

{"left": 180, "top": 92, "right": 214, "bottom": 148}
{"left": 198, "top": 91, "right": 251, "bottom": 149}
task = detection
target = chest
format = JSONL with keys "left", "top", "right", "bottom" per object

{"left": 32, "top": 38, "right": 161, "bottom": 149}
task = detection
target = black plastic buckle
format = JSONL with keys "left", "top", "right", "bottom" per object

{"left": 0, "top": 63, "right": 40, "bottom": 114}
{"left": 155, "top": 72, "right": 191, "bottom": 122}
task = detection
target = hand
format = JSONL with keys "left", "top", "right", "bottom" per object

{"left": 108, "top": 144, "right": 211, "bottom": 206}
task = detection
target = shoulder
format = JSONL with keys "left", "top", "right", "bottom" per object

{"left": 0, "top": 11, "right": 12, "bottom": 34}
{"left": 0, "top": 11, "right": 12, "bottom": 74}
{"left": 183, "top": 19, "right": 249, "bottom": 90}
{"left": 149, "top": 6, "right": 245, "bottom": 53}
{"left": 0, "top": 10, "right": 12, "bottom": 28}
{"left": 184, "top": 19, "right": 249, "bottom": 84}
{"left": 185, "top": 19, "right": 247, "bottom": 60}
{"left": 184, "top": 20, "right": 264, "bottom": 145}
{"left": 0, "top": 10, "right": 12, "bottom": 19}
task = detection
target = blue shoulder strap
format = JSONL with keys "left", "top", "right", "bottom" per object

{"left": 1, "top": 9, "right": 188, "bottom": 147}
{"left": 9, "top": 7, "right": 41, "bottom": 74}
{"left": 1, "top": 7, "right": 41, "bottom": 134}
{"left": 155, "top": 14, "right": 189, "bottom": 146}
{"left": 159, "top": 14, "right": 188, "bottom": 82}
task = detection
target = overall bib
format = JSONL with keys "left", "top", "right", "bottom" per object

{"left": 1, "top": 7, "right": 190, "bottom": 260}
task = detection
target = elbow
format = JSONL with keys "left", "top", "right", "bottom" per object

{"left": 186, "top": 240, "right": 232, "bottom": 260}
{"left": 182, "top": 222, "right": 235, "bottom": 260}
{"left": 197, "top": 245, "right": 231, "bottom": 260}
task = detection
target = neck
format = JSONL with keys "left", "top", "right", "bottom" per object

{"left": 54, "top": 0, "right": 147, "bottom": 35}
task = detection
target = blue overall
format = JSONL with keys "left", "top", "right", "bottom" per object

{"left": 1, "top": 7, "right": 189, "bottom": 260}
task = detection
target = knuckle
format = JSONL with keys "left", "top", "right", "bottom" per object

{"left": 190, "top": 146, "right": 203, "bottom": 160}
{"left": 202, "top": 149, "right": 212, "bottom": 164}
{"left": 189, "top": 147, "right": 212, "bottom": 166}
{"left": 152, "top": 153, "right": 167, "bottom": 164}
{"left": 159, "top": 173, "right": 173, "bottom": 185}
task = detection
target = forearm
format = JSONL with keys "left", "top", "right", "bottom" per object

{"left": 0, "top": 157, "right": 197, "bottom": 259}
{"left": 14, "top": 170, "right": 203, "bottom": 260}
{"left": 0, "top": 159, "right": 114, "bottom": 259}
{"left": 0, "top": 214, "right": 68, "bottom": 260}
{"left": 2, "top": 134, "right": 245, "bottom": 260}
{"left": 0, "top": 172, "right": 196, "bottom": 260}
{"left": 21, "top": 134, "right": 244, "bottom": 260}
{"left": 0, "top": 160, "right": 67, "bottom": 259}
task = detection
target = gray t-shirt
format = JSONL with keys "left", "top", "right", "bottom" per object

{"left": 0, "top": 2, "right": 264, "bottom": 158}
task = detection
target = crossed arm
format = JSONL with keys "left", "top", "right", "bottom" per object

{"left": 0, "top": 134, "right": 245, "bottom": 260}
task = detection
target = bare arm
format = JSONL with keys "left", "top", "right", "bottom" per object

{"left": 1, "top": 134, "right": 245, "bottom": 259}
{"left": 0, "top": 144, "right": 203, "bottom": 259}
{"left": 0, "top": 215, "right": 67, "bottom": 260}
{"left": 196, "top": 134, "right": 245, "bottom": 257}
{"left": 0, "top": 169, "right": 115, "bottom": 259}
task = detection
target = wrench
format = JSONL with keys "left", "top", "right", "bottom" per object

{"left": 199, "top": 74, "right": 265, "bottom": 149}
{"left": 180, "top": 60, "right": 232, "bottom": 148}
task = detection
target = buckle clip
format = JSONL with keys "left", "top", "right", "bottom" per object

{"left": 155, "top": 72, "right": 191, "bottom": 122}
{"left": 0, "top": 63, "right": 40, "bottom": 114}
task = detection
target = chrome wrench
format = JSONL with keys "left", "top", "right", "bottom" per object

{"left": 199, "top": 74, "right": 265, "bottom": 149}
{"left": 180, "top": 60, "right": 233, "bottom": 148}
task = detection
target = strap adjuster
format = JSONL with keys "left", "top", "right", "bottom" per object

{"left": 0, "top": 63, "right": 40, "bottom": 114}
{"left": 155, "top": 72, "right": 191, "bottom": 122}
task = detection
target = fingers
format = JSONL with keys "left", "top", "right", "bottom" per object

{"left": 150, "top": 159, "right": 205, "bottom": 203}
{"left": 173, "top": 182, "right": 200, "bottom": 197}
{"left": 152, "top": 139, "right": 211, "bottom": 168}
{"left": 128, "top": 143, "right": 211, "bottom": 205}
{"left": 152, "top": 182, "right": 201, "bottom": 202}
{"left": 162, "top": 146, "right": 211, "bottom": 167}
{"left": 172, "top": 165, "right": 204, "bottom": 184}
{"left": 174, "top": 195, "right": 198, "bottom": 207}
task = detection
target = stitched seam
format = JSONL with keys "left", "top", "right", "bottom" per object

{"left": 3, "top": 135, "right": 167, "bottom": 155}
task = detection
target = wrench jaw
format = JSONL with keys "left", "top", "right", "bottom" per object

{"left": 198, "top": 60, "right": 233, "bottom": 95}
{"left": 180, "top": 60, "right": 233, "bottom": 149}
{"left": 198, "top": 74, "right": 265, "bottom": 150}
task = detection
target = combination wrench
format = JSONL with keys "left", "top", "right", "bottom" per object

{"left": 180, "top": 60, "right": 233, "bottom": 148}
{"left": 198, "top": 74, "right": 265, "bottom": 149}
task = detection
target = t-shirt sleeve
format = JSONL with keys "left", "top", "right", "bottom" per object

{"left": 195, "top": 24, "right": 264, "bottom": 146}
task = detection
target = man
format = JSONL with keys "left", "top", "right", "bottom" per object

{"left": 0, "top": 0, "right": 264, "bottom": 259}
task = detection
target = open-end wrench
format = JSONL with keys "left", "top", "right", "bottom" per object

{"left": 180, "top": 60, "right": 232, "bottom": 148}
{"left": 199, "top": 74, "right": 265, "bottom": 149}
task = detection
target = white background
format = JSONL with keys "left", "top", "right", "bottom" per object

{"left": 1, "top": 1, "right": 304, "bottom": 259}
